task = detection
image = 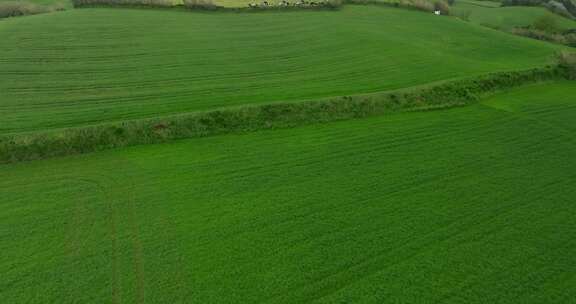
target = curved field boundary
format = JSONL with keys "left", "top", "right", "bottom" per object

{"left": 70, "top": 0, "right": 444, "bottom": 13}
{"left": 0, "top": 65, "right": 571, "bottom": 164}
{"left": 1, "top": 5, "right": 562, "bottom": 134}
{"left": 72, "top": 1, "right": 342, "bottom": 11}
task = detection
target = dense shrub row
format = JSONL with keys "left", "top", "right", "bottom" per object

{"left": 183, "top": 0, "right": 218, "bottom": 10}
{"left": 0, "top": 1, "right": 65, "bottom": 18}
{"left": 73, "top": 0, "right": 343, "bottom": 10}
{"left": 512, "top": 27, "right": 576, "bottom": 46}
{"left": 72, "top": 0, "right": 173, "bottom": 8}
{"left": 233, "top": 0, "right": 344, "bottom": 10}
{"left": 509, "top": 15, "right": 576, "bottom": 46}
{"left": 345, "top": 0, "right": 451, "bottom": 15}
{"left": 0, "top": 65, "right": 570, "bottom": 164}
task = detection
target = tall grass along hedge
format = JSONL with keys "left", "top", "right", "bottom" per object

{"left": 345, "top": 0, "right": 449, "bottom": 14}
{"left": 72, "top": 0, "right": 173, "bottom": 8}
{"left": 0, "top": 1, "right": 65, "bottom": 18}
{"left": 73, "top": 0, "right": 343, "bottom": 10}
{"left": 0, "top": 65, "right": 571, "bottom": 164}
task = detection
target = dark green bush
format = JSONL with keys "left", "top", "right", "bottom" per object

{"left": 434, "top": 0, "right": 450, "bottom": 14}
{"left": 557, "top": 51, "right": 576, "bottom": 79}
{"left": 183, "top": 0, "right": 218, "bottom": 10}
{"left": 532, "top": 14, "right": 560, "bottom": 33}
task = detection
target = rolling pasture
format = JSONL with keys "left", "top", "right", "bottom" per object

{"left": 0, "top": 5, "right": 563, "bottom": 134}
{"left": 2, "top": 82, "right": 576, "bottom": 303}
{"left": 453, "top": 0, "right": 576, "bottom": 30}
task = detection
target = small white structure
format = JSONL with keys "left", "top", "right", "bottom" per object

{"left": 434, "top": 10, "right": 441, "bottom": 15}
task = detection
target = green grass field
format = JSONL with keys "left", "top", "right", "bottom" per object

{"left": 2, "top": 1, "right": 576, "bottom": 302}
{"left": 0, "top": 5, "right": 563, "bottom": 134}
{"left": 2, "top": 81, "right": 575, "bottom": 303}
{"left": 453, "top": 0, "right": 576, "bottom": 30}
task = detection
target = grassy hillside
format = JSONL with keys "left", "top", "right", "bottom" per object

{"left": 1, "top": 81, "right": 575, "bottom": 303}
{"left": 0, "top": 5, "right": 563, "bottom": 134}
{"left": 453, "top": 0, "right": 576, "bottom": 30}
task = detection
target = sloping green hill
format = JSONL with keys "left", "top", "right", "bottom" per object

{"left": 0, "top": 5, "right": 563, "bottom": 134}
{"left": 1, "top": 81, "right": 575, "bottom": 303}
{"left": 453, "top": 0, "right": 576, "bottom": 30}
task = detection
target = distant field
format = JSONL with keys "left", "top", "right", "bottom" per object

{"left": 1, "top": 81, "right": 575, "bottom": 303}
{"left": 453, "top": 0, "right": 576, "bottom": 30}
{"left": 0, "top": 5, "right": 562, "bottom": 134}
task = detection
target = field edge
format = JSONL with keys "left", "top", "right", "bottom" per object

{"left": 1, "top": 65, "right": 570, "bottom": 164}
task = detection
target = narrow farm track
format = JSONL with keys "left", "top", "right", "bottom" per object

{"left": 0, "top": 5, "right": 562, "bottom": 134}
{"left": 1, "top": 82, "right": 575, "bottom": 303}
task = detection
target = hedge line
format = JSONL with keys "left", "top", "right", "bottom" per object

{"left": 72, "top": 0, "right": 343, "bottom": 11}
{"left": 0, "top": 1, "right": 65, "bottom": 19}
{"left": 0, "top": 65, "right": 570, "bottom": 164}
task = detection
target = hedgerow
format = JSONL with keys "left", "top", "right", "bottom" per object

{"left": 0, "top": 65, "right": 570, "bottom": 164}
{"left": 346, "top": 0, "right": 432, "bottom": 13}
{"left": 508, "top": 15, "right": 576, "bottom": 47}
{"left": 0, "top": 1, "right": 65, "bottom": 18}
{"left": 512, "top": 27, "right": 576, "bottom": 46}
{"left": 72, "top": 0, "right": 173, "bottom": 8}
{"left": 183, "top": 0, "right": 218, "bottom": 10}
{"left": 73, "top": 0, "right": 344, "bottom": 10}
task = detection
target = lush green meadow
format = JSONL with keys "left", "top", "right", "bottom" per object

{"left": 0, "top": 5, "right": 563, "bottom": 134}
{"left": 2, "top": 1, "right": 576, "bottom": 302}
{"left": 1, "top": 81, "right": 575, "bottom": 303}
{"left": 453, "top": 0, "right": 576, "bottom": 30}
